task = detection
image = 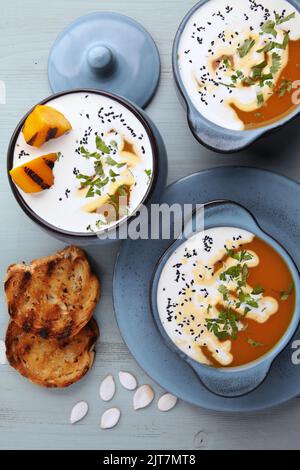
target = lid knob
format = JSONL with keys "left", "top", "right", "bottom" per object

{"left": 87, "top": 45, "right": 115, "bottom": 74}
{"left": 48, "top": 12, "right": 161, "bottom": 108}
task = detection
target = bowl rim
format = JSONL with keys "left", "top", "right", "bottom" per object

{"left": 172, "top": 0, "right": 300, "bottom": 153}
{"left": 150, "top": 200, "right": 300, "bottom": 376}
{"left": 7, "top": 88, "right": 159, "bottom": 239}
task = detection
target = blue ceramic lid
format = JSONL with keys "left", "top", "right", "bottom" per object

{"left": 48, "top": 12, "right": 161, "bottom": 108}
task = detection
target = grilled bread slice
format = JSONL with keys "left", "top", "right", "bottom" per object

{"left": 4, "top": 246, "right": 100, "bottom": 339}
{"left": 5, "top": 318, "right": 99, "bottom": 388}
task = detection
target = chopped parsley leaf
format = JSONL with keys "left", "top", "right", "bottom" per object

{"left": 109, "top": 169, "right": 120, "bottom": 178}
{"left": 106, "top": 156, "right": 118, "bottom": 166}
{"left": 218, "top": 284, "right": 229, "bottom": 301}
{"left": 280, "top": 282, "right": 294, "bottom": 300}
{"left": 95, "top": 135, "right": 110, "bottom": 154}
{"left": 248, "top": 338, "right": 264, "bottom": 347}
{"left": 252, "top": 285, "right": 265, "bottom": 295}
{"left": 257, "top": 92, "right": 264, "bottom": 107}
{"left": 278, "top": 79, "right": 293, "bottom": 97}
{"left": 270, "top": 52, "right": 281, "bottom": 75}
{"left": 238, "top": 38, "right": 256, "bottom": 58}
{"left": 275, "top": 11, "right": 296, "bottom": 25}
{"left": 261, "top": 20, "right": 277, "bottom": 37}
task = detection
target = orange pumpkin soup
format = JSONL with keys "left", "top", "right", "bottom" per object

{"left": 231, "top": 39, "right": 300, "bottom": 130}
{"left": 157, "top": 227, "right": 295, "bottom": 368}
{"left": 207, "top": 236, "right": 295, "bottom": 367}
{"left": 177, "top": 1, "right": 300, "bottom": 131}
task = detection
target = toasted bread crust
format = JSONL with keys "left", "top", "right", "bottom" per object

{"left": 4, "top": 246, "right": 100, "bottom": 339}
{"left": 5, "top": 318, "right": 99, "bottom": 388}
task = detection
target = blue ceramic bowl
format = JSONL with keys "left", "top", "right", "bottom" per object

{"left": 151, "top": 201, "right": 300, "bottom": 397}
{"left": 172, "top": 0, "right": 300, "bottom": 153}
{"left": 7, "top": 89, "right": 168, "bottom": 246}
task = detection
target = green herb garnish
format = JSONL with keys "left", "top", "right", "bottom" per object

{"left": 248, "top": 338, "right": 264, "bottom": 347}
{"left": 239, "top": 250, "right": 254, "bottom": 262}
{"left": 252, "top": 285, "right": 265, "bottom": 295}
{"left": 259, "top": 73, "right": 274, "bottom": 87}
{"left": 243, "top": 76, "right": 256, "bottom": 86}
{"left": 118, "top": 185, "right": 129, "bottom": 197}
{"left": 220, "top": 264, "right": 242, "bottom": 281}
{"left": 218, "top": 81, "right": 236, "bottom": 89}
{"left": 280, "top": 282, "right": 294, "bottom": 300}
{"left": 218, "top": 284, "right": 229, "bottom": 301}
{"left": 257, "top": 92, "right": 264, "bottom": 107}
{"left": 106, "top": 156, "right": 118, "bottom": 166}
{"left": 244, "top": 306, "right": 251, "bottom": 317}
{"left": 257, "top": 32, "right": 289, "bottom": 53}
{"left": 145, "top": 169, "right": 152, "bottom": 181}
{"left": 94, "top": 160, "right": 104, "bottom": 177}
{"left": 222, "top": 56, "right": 230, "bottom": 69}
{"left": 77, "top": 173, "right": 109, "bottom": 197}
{"left": 238, "top": 38, "right": 256, "bottom": 58}
{"left": 261, "top": 20, "right": 277, "bottom": 37}
{"left": 277, "top": 79, "right": 293, "bottom": 97}
{"left": 231, "top": 70, "right": 244, "bottom": 83}
{"left": 80, "top": 146, "right": 101, "bottom": 159}
{"left": 238, "top": 291, "right": 259, "bottom": 308}
{"left": 252, "top": 60, "right": 267, "bottom": 79}
{"left": 271, "top": 52, "right": 281, "bottom": 75}
{"left": 281, "top": 32, "right": 290, "bottom": 50}
{"left": 95, "top": 135, "right": 110, "bottom": 154}
{"left": 257, "top": 42, "right": 276, "bottom": 53}
{"left": 109, "top": 169, "right": 120, "bottom": 178}
{"left": 206, "top": 309, "right": 238, "bottom": 341}
{"left": 275, "top": 11, "right": 296, "bottom": 25}
{"left": 241, "top": 264, "right": 249, "bottom": 285}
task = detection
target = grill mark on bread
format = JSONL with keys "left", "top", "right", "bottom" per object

{"left": 9, "top": 271, "right": 33, "bottom": 323}
{"left": 5, "top": 319, "right": 99, "bottom": 388}
{"left": 57, "top": 323, "right": 74, "bottom": 340}
{"left": 46, "top": 259, "right": 57, "bottom": 276}
{"left": 38, "top": 327, "right": 50, "bottom": 339}
{"left": 22, "top": 317, "right": 35, "bottom": 333}
{"left": 4, "top": 246, "right": 100, "bottom": 339}
{"left": 20, "top": 270, "right": 32, "bottom": 288}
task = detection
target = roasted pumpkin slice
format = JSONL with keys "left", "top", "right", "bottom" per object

{"left": 10, "top": 153, "right": 58, "bottom": 193}
{"left": 22, "top": 105, "right": 72, "bottom": 148}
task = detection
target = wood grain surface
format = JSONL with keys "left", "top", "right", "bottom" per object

{"left": 1, "top": 0, "right": 300, "bottom": 450}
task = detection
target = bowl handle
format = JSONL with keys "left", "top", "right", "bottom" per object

{"left": 205, "top": 200, "right": 259, "bottom": 232}
{"left": 187, "top": 108, "right": 259, "bottom": 154}
{"left": 182, "top": 200, "right": 260, "bottom": 241}
{"left": 190, "top": 360, "right": 272, "bottom": 398}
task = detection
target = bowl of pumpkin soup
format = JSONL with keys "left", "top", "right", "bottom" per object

{"left": 173, "top": 0, "right": 300, "bottom": 152}
{"left": 7, "top": 89, "right": 167, "bottom": 244}
{"left": 151, "top": 201, "right": 300, "bottom": 397}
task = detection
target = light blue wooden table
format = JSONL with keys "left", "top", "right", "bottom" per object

{"left": 1, "top": 0, "right": 300, "bottom": 450}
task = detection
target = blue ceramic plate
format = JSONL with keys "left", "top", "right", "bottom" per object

{"left": 113, "top": 167, "right": 300, "bottom": 411}
{"left": 150, "top": 201, "right": 300, "bottom": 398}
